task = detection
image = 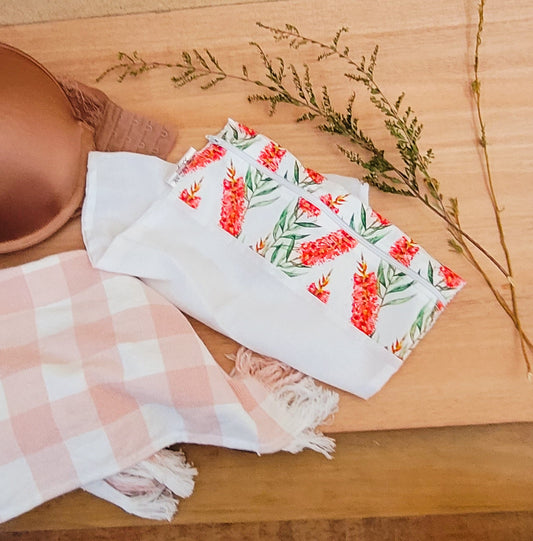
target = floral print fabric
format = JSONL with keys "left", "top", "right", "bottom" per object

{"left": 169, "top": 119, "right": 464, "bottom": 362}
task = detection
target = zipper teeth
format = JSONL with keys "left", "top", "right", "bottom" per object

{"left": 208, "top": 136, "right": 446, "bottom": 303}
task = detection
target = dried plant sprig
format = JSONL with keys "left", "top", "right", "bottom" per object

{"left": 255, "top": 18, "right": 533, "bottom": 370}
{"left": 99, "top": 12, "right": 532, "bottom": 372}
{"left": 471, "top": 0, "right": 531, "bottom": 375}
{"left": 255, "top": 22, "right": 508, "bottom": 273}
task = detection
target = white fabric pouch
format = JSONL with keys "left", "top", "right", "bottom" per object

{"left": 83, "top": 119, "right": 464, "bottom": 399}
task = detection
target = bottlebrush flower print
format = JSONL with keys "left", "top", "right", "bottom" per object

{"left": 304, "top": 167, "right": 325, "bottom": 184}
{"left": 179, "top": 180, "right": 202, "bottom": 209}
{"left": 258, "top": 142, "right": 286, "bottom": 172}
{"left": 372, "top": 210, "right": 390, "bottom": 226}
{"left": 253, "top": 237, "right": 267, "bottom": 255}
{"left": 298, "top": 198, "right": 321, "bottom": 218}
{"left": 389, "top": 236, "right": 419, "bottom": 266}
{"left": 390, "top": 339, "right": 403, "bottom": 355}
{"left": 299, "top": 230, "right": 358, "bottom": 267}
{"left": 219, "top": 164, "right": 246, "bottom": 237}
{"left": 181, "top": 144, "right": 226, "bottom": 174}
{"left": 238, "top": 123, "right": 257, "bottom": 137}
{"left": 307, "top": 272, "right": 331, "bottom": 304}
{"left": 319, "top": 193, "right": 347, "bottom": 214}
{"left": 168, "top": 119, "right": 465, "bottom": 369}
{"left": 351, "top": 259, "right": 380, "bottom": 336}
{"left": 439, "top": 265, "right": 465, "bottom": 288}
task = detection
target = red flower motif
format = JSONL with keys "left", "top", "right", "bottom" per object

{"left": 391, "top": 339, "right": 403, "bottom": 355}
{"left": 238, "top": 123, "right": 257, "bottom": 137}
{"left": 253, "top": 237, "right": 267, "bottom": 254}
{"left": 389, "top": 236, "right": 419, "bottom": 266}
{"left": 439, "top": 265, "right": 464, "bottom": 288}
{"left": 219, "top": 165, "right": 246, "bottom": 237}
{"left": 319, "top": 193, "right": 347, "bottom": 214}
{"left": 299, "top": 230, "right": 358, "bottom": 266}
{"left": 298, "top": 197, "right": 321, "bottom": 217}
{"left": 351, "top": 259, "right": 380, "bottom": 336}
{"left": 258, "top": 142, "right": 286, "bottom": 172}
{"left": 182, "top": 144, "right": 226, "bottom": 174}
{"left": 372, "top": 210, "right": 390, "bottom": 226}
{"left": 179, "top": 180, "right": 202, "bottom": 209}
{"left": 307, "top": 272, "right": 331, "bottom": 304}
{"left": 305, "top": 167, "right": 325, "bottom": 184}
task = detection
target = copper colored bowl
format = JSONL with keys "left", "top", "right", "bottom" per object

{"left": 0, "top": 43, "right": 93, "bottom": 254}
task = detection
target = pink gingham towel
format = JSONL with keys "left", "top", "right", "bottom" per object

{"left": 0, "top": 251, "right": 337, "bottom": 523}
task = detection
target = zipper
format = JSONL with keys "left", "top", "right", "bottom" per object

{"left": 208, "top": 135, "right": 446, "bottom": 303}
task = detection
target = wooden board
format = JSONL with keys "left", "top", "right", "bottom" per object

{"left": 1, "top": 0, "right": 532, "bottom": 436}
{"left": 1, "top": 0, "right": 533, "bottom": 535}
{"left": 5, "top": 512, "right": 533, "bottom": 541}
{"left": 2, "top": 423, "right": 533, "bottom": 531}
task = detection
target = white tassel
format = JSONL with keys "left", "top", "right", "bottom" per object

{"left": 110, "top": 449, "right": 196, "bottom": 499}
{"left": 228, "top": 347, "right": 305, "bottom": 389}
{"left": 83, "top": 448, "right": 197, "bottom": 521}
{"left": 231, "top": 347, "right": 339, "bottom": 459}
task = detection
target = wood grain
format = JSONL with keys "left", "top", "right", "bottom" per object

{"left": 1, "top": 0, "right": 532, "bottom": 433}
{"left": 3, "top": 512, "right": 533, "bottom": 541}
{"left": 1, "top": 424, "right": 533, "bottom": 532}
{"left": 1, "top": 0, "right": 533, "bottom": 534}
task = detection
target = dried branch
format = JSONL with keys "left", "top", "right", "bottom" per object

{"left": 99, "top": 9, "right": 532, "bottom": 373}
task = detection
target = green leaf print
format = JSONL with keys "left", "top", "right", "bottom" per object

{"left": 382, "top": 294, "right": 415, "bottom": 307}
{"left": 244, "top": 166, "right": 279, "bottom": 209}
{"left": 273, "top": 204, "right": 290, "bottom": 238}
{"left": 353, "top": 206, "right": 392, "bottom": 244}
{"left": 260, "top": 198, "right": 321, "bottom": 276}
{"left": 230, "top": 125, "right": 239, "bottom": 142}
{"left": 367, "top": 231, "right": 390, "bottom": 245}
{"left": 249, "top": 199, "right": 279, "bottom": 209}
{"left": 388, "top": 280, "right": 415, "bottom": 294}
{"left": 254, "top": 185, "right": 279, "bottom": 197}
{"left": 427, "top": 261, "right": 434, "bottom": 285}
{"left": 293, "top": 161, "right": 300, "bottom": 184}
{"left": 376, "top": 261, "right": 415, "bottom": 309}
{"left": 361, "top": 204, "right": 367, "bottom": 229}
{"left": 294, "top": 221, "right": 321, "bottom": 228}
{"left": 224, "top": 124, "right": 258, "bottom": 149}
{"left": 410, "top": 303, "right": 431, "bottom": 341}
{"left": 282, "top": 233, "right": 309, "bottom": 241}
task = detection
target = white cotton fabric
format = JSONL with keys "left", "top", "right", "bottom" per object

{"left": 82, "top": 150, "right": 404, "bottom": 399}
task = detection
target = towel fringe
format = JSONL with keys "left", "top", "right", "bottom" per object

{"left": 83, "top": 449, "right": 197, "bottom": 521}
{"left": 229, "top": 346, "right": 306, "bottom": 389}
{"left": 230, "top": 347, "right": 339, "bottom": 459}
{"left": 86, "top": 348, "right": 338, "bottom": 521}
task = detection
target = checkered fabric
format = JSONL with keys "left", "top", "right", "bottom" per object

{"left": 0, "top": 251, "right": 336, "bottom": 523}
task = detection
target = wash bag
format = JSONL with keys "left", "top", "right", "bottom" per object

{"left": 0, "top": 251, "right": 336, "bottom": 523}
{"left": 82, "top": 119, "right": 464, "bottom": 399}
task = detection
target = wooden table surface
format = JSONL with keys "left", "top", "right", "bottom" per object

{"left": 1, "top": 1, "right": 533, "bottom": 538}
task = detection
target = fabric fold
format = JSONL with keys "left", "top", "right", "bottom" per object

{"left": 81, "top": 119, "right": 463, "bottom": 398}
{"left": 81, "top": 149, "right": 397, "bottom": 398}
{"left": 0, "top": 251, "right": 337, "bottom": 524}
